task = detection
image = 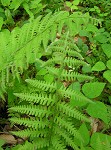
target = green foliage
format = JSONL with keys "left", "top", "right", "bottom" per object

{"left": 9, "top": 33, "right": 93, "bottom": 150}
{"left": 90, "top": 133, "right": 111, "bottom": 150}
{"left": 0, "top": 1, "right": 111, "bottom": 149}
{"left": 65, "top": 0, "right": 80, "bottom": 11}
{"left": 0, "top": 139, "right": 5, "bottom": 150}
{"left": 0, "top": 10, "right": 99, "bottom": 100}
{"left": 92, "top": 61, "right": 106, "bottom": 71}
{"left": 87, "top": 101, "right": 108, "bottom": 124}
{"left": 0, "top": 0, "right": 44, "bottom": 30}
{"left": 81, "top": 0, "right": 111, "bottom": 31}
{"left": 82, "top": 82, "right": 105, "bottom": 99}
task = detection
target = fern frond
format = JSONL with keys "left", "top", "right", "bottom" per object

{"left": 9, "top": 105, "right": 52, "bottom": 117}
{"left": 17, "top": 141, "right": 35, "bottom": 150}
{"left": 57, "top": 102, "right": 90, "bottom": 122}
{"left": 14, "top": 93, "right": 55, "bottom": 106}
{"left": 51, "top": 136, "right": 67, "bottom": 150}
{"left": 64, "top": 57, "right": 87, "bottom": 67}
{"left": 11, "top": 128, "right": 49, "bottom": 138}
{"left": 54, "top": 126, "right": 79, "bottom": 150}
{"left": 51, "top": 46, "right": 83, "bottom": 59}
{"left": 61, "top": 70, "right": 93, "bottom": 81}
{"left": 10, "top": 117, "right": 49, "bottom": 129}
{"left": 33, "top": 138, "right": 50, "bottom": 149}
{"left": 54, "top": 116, "right": 82, "bottom": 140}
{"left": 25, "top": 79, "right": 56, "bottom": 92}
{"left": 59, "top": 86, "right": 92, "bottom": 103}
{"left": 46, "top": 66, "right": 93, "bottom": 81}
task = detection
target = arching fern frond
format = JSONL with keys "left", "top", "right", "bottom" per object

{"left": 14, "top": 93, "right": 55, "bottom": 106}
{"left": 10, "top": 117, "right": 49, "bottom": 129}
{"left": 57, "top": 102, "right": 90, "bottom": 122}
{"left": 9, "top": 105, "right": 52, "bottom": 117}
{"left": 25, "top": 79, "right": 57, "bottom": 92}
{"left": 59, "top": 86, "right": 92, "bottom": 103}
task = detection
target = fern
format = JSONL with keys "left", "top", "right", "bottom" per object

{"left": 0, "top": 11, "right": 100, "bottom": 97}
{"left": 9, "top": 32, "right": 94, "bottom": 150}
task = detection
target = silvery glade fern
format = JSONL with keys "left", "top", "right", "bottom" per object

{"left": 0, "top": 10, "right": 102, "bottom": 149}
{"left": 8, "top": 31, "right": 95, "bottom": 150}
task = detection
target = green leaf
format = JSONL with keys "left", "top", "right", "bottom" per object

{"left": 5, "top": 9, "right": 14, "bottom": 24}
{"left": 23, "top": 3, "right": 34, "bottom": 19}
{"left": 69, "top": 82, "right": 80, "bottom": 92}
{"left": 66, "top": 2, "right": 72, "bottom": 7}
{"left": 29, "top": 0, "right": 41, "bottom": 9}
{"left": 44, "top": 74, "right": 54, "bottom": 83}
{"left": 92, "top": 61, "right": 106, "bottom": 71}
{"left": 103, "top": 70, "right": 111, "bottom": 83}
{"left": 86, "top": 24, "right": 98, "bottom": 33}
{"left": 106, "top": 60, "right": 111, "bottom": 70}
{"left": 85, "top": 147, "right": 93, "bottom": 150}
{"left": 82, "top": 82, "right": 105, "bottom": 98}
{"left": 0, "top": 139, "right": 5, "bottom": 150}
{"left": 1, "top": 0, "right": 10, "bottom": 6}
{"left": 90, "top": 133, "right": 111, "bottom": 149}
{"left": 94, "top": 34, "right": 108, "bottom": 43}
{"left": 71, "top": 5, "right": 78, "bottom": 10}
{"left": 87, "top": 101, "right": 108, "bottom": 123}
{"left": 9, "top": 0, "right": 24, "bottom": 10}
{"left": 0, "top": 17, "right": 3, "bottom": 30}
{"left": 82, "top": 65, "right": 92, "bottom": 73}
{"left": 102, "top": 44, "right": 111, "bottom": 58}
{"left": 37, "top": 68, "right": 47, "bottom": 75}
{"left": 73, "top": 0, "right": 80, "bottom": 5}
{"left": 79, "top": 30, "right": 88, "bottom": 36}
{"left": 76, "top": 123, "right": 90, "bottom": 146}
{"left": 109, "top": 96, "right": 111, "bottom": 104}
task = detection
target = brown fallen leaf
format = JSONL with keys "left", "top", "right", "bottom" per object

{"left": 0, "top": 134, "right": 17, "bottom": 144}
{"left": 90, "top": 117, "right": 104, "bottom": 135}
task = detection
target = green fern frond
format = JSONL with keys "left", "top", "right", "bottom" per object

{"left": 51, "top": 136, "right": 67, "bottom": 150}
{"left": 51, "top": 46, "right": 83, "bottom": 59}
{"left": 54, "top": 126, "right": 79, "bottom": 150}
{"left": 64, "top": 57, "right": 87, "bottom": 67}
{"left": 8, "top": 11, "right": 98, "bottom": 149}
{"left": 57, "top": 102, "right": 90, "bottom": 122}
{"left": 9, "top": 105, "right": 52, "bottom": 117}
{"left": 46, "top": 66, "right": 93, "bottom": 81}
{"left": 59, "top": 86, "right": 92, "bottom": 103}
{"left": 25, "top": 79, "right": 57, "bottom": 92}
{"left": 10, "top": 117, "right": 49, "bottom": 129}
{"left": 17, "top": 141, "right": 36, "bottom": 150}
{"left": 10, "top": 128, "right": 49, "bottom": 138}
{"left": 61, "top": 69, "right": 93, "bottom": 81}
{"left": 54, "top": 116, "right": 82, "bottom": 140}
{"left": 14, "top": 93, "right": 55, "bottom": 106}
{"left": 34, "top": 138, "right": 50, "bottom": 149}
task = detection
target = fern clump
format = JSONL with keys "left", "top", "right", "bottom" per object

{"left": 9, "top": 33, "right": 94, "bottom": 150}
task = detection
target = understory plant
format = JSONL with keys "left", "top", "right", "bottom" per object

{"left": 0, "top": 5, "right": 111, "bottom": 149}
{"left": 9, "top": 33, "right": 93, "bottom": 150}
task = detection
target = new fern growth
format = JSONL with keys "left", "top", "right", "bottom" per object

{"left": 9, "top": 33, "right": 94, "bottom": 150}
